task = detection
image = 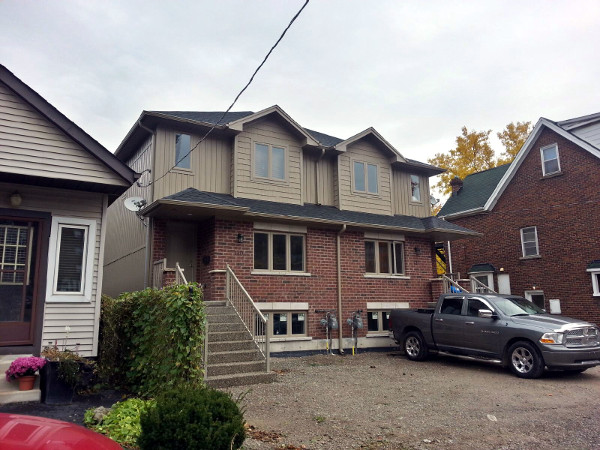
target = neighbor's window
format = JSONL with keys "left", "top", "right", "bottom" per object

{"left": 587, "top": 266, "right": 600, "bottom": 297}
{"left": 364, "top": 240, "right": 404, "bottom": 275}
{"left": 540, "top": 144, "right": 560, "bottom": 176}
{"left": 254, "top": 232, "right": 304, "bottom": 272}
{"left": 55, "top": 225, "right": 88, "bottom": 293}
{"left": 367, "top": 310, "right": 391, "bottom": 333}
{"left": 255, "top": 143, "right": 286, "bottom": 180}
{"left": 258, "top": 311, "right": 307, "bottom": 337}
{"left": 175, "top": 134, "right": 191, "bottom": 169}
{"left": 520, "top": 226, "right": 539, "bottom": 257}
{"left": 353, "top": 161, "right": 378, "bottom": 194}
{"left": 410, "top": 175, "right": 421, "bottom": 202}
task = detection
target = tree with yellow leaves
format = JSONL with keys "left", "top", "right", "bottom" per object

{"left": 497, "top": 121, "right": 532, "bottom": 164}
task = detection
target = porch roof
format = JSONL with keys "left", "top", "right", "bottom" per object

{"left": 142, "top": 188, "right": 480, "bottom": 241}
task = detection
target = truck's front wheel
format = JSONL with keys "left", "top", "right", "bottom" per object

{"left": 404, "top": 331, "right": 429, "bottom": 361}
{"left": 507, "top": 341, "right": 545, "bottom": 379}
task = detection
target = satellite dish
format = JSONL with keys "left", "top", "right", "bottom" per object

{"left": 124, "top": 197, "right": 147, "bottom": 212}
{"left": 430, "top": 195, "right": 440, "bottom": 207}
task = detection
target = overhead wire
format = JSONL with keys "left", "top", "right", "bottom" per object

{"left": 138, "top": 0, "right": 310, "bottom": 188}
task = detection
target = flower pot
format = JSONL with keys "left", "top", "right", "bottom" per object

{"left": 18, "top": 375, "right": 36, "bottom": 391}
{"left": 40, "top": 361, "right": 74, "bottom": 405}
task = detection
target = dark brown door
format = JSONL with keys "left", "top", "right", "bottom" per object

{"left": 0, "top": 218, "right": 42, "bottom": 346}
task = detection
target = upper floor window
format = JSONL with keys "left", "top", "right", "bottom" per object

{"left": 540, "top": 144, "right": 560, "bottom": 176}
{"left": 254, "top": 232, "right": 304, "bottom": 272}
{"left": 520, "top": 226, "right": 539, "bottom": 257}
{"left": 353, "top": 161, "right": 378, "bottom": 194}
{"left": 410, "top": 174, "right": 421, "bottom": 202}
{"left": 255, "top": 143, "right": 285, "bottom": 180}
{"left": 586, "top": 261, "right": 600, "bottom": 297}
{"left": 364, "top": 240, "right": 404, "bottom": 275}
{"left": 175, "top": 134, "right": 191, "bottom": 169}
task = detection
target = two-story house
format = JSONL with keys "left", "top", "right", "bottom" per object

{"left": 104, "top": 106, "right": 477, "bottom": 352}
{"left": 439, "top": 112, "right": 600, "bottom": 325}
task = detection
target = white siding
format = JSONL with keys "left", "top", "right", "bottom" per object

{"left": 571, "top": 122, "right": 600, "bottom": 149}
{"left": 0, "top": 81, "right": 127, "bottom": 186}
{"left": 0, "top": 182, "right": 105, "bottom": 356}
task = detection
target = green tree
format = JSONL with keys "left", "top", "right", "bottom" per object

{"left": 428, "top": 126, "right": 496, "bottom": 195}
{"left": 497, "top": 121, "right": 532, "bottom": 164}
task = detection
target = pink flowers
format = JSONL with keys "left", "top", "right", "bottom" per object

{"left": 5, "top": 356, "right": 47, "bottom": 381}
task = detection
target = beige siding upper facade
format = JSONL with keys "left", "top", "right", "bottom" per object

{"left": 337, "top": 139, "right": 393, "bottom": 215}
{"left": 0, "top": 182, "right": 105, "bottom": 356}
{"left": 0, "top": 81, "right": 127, "bottom": 187}
{"left": 233, "top": 117, "right": 303, "bottom": 204}
{"left": 302, "top": 152, "right": 336, "bottom": 206}
{"left": 392, "top": 170, "right": 431, "bottom": 217}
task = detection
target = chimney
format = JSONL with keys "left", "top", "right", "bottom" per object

{"left": 449, "top": 176, "right": 463, "bottom": 196}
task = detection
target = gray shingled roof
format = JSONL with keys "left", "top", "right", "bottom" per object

{"left": 162, "top": 188, "right": 475, "bottom": 235}
{"left": 438, "top": 164, "right": 511, "bottom": 217}
{"left": 304, "top": 128, "right": 343, "bottom": 147}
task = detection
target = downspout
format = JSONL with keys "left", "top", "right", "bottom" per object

{"left": 337, "top": 224, "right": 347, "bottom": 354}
{"left": 315, "top": 148, "right": 325, "bottom": 205}
{"left": 447, "top": 240, "right": 453, "bottom": 274}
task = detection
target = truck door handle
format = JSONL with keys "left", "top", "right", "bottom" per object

{"left": 434, "top": 318, "right": 444, "bottom": 322}
{"left": 465, "top": 322, "right": 475, "bottom": 325}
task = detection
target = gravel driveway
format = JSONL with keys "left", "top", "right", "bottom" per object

{"left": 229, "top": 351, "right": 600, "bottom": 450}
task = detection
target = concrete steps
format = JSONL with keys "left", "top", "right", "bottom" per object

{"left": 0, "top": 355, "right": 41, "bottom": 405}
{"left": 204, "top": 301, "right": 275, "bottom": 388}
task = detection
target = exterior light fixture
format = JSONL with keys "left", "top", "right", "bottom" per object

{"left": 237, "top": 233, "right": 245, "bottom": 243}
{"left": 10, "top": 192, "right": 22, "bottom": 207}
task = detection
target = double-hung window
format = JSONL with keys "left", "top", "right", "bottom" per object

{"left": 254, "top": 232, "right": 305, "bottom": 272}
{"left": 410, "top": 175, "right": 421, "bottom": 202}
{"left": 540, "top": 144, "right": 560, "bottom": 176}
{"left": 353, "top": 161, "right": 378, "bottom": 194}
{"left": 255, "top": 143, "right": 286, "bottom": 180}
{"left": 364, "top": 240, "right": 404, "bottom": 275}
{"left": 46, "top": 217, "right": 96, "bottom": 302}
{"left": 520, "top": 226, "right": 539, "bottom": 257}
{"left": 175, "top": 133, "right": 191, "bottom": 169}
{"left": 587, "top": 262, "right": 600, "bottom": 296}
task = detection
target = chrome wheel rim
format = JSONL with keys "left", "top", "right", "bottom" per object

{"left": 511, "top": 347, "right": 534, "bottom": 373}
{"left": 405, "top": 336, "right": 420, "bottom": 357}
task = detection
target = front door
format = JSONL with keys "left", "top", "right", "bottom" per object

{"left": 0, "top": 217, "right": 43, "bottom": 346}
{"left": 166, "top": 222, "right": 197, "bottom": 283}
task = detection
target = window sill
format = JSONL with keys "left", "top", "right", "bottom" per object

{"left": 593, "top": 293, "right": 600, "bottom": 297}
{"left": 172, "top": 167, "right": 194, "bottom": 174}
{"left": 251, "top": 176, "right": 289, "bottom": 186}
{"left": 366, "top": 332, "right": 393, "bottom": 338}
{"left": 351, "top": 190, "right": 380, "bottom": 198}
{"left": 46, "top": 295, "right": 91, "bottom": 303}
{"left": 251, "top": 271, "right": 312, "bottom": 277}
{"left": 541, "top": 171, "right": 563, "bottom": 179}
{"left": 364, "top": 274, "right": 410, "bottom": 280}
{"left": 270, "top": 336, "right": 312, "bottom": 342}
{"left": 520, "top": 255, "right": 541, "bottom": 260}
{"left": 409, "top": 200, "right": 423, "bottom": 206}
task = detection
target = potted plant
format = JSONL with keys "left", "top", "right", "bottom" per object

{"left": 5, "top": 356, "right": 47, "bottom": 391}
{"left": 40, "top": 345, "right": 91, "bottom": 405}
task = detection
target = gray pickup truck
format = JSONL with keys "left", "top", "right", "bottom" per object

{"left": 390, "top": 293, "right": 600, "bottom": 378}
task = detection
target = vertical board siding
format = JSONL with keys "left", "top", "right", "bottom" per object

{"left": 303, "top": 152, "right": 335, "bottom": 206}
{"left": 234, "top": 118, "right": 302, "bottom": 204}
{"left": 0, "top": 182, "right": 104, "bottom": 356}
{"left": 153, "top": 127, "right": 231, "bottom": 200}
{"left": 104, "top": 136, "right": 152, "bottom": 296}
{"left": 0, "top": 82, "right": 127, "bottom": 186}
{"left": 392, "top": 170, "right": 431, "bottom": 217}
{"left": 338, "top": 140, "right": 393, "bottom": 215}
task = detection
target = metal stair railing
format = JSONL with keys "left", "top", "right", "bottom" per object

{"left": 225, "top": 264, "right": 271, "bottom": 372}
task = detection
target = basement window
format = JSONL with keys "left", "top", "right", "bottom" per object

{"left": 367, "top": 310, "right": 391, "bottom": 333}
{"left": 257, "top": 311, "right": 307, "bottom": 337}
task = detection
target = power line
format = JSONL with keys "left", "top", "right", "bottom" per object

{"left": 138, "top": 0, "right": 310, "bottom": 188}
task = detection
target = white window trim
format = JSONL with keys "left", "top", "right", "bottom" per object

{"left": 524, "top": 290, "right": 546, "bottom": 308}
{"left": 520, "top": 226, "right": 540, "bottom": 258}
{"left": 409, "top": 174, "right": 422, "bottom": 204}
{"left": 469, "top": 272, "right": 494, "bottom": 293}
{"left": 174, "top": 132, "right": 193, "bottom": 172}
{"left": 540, "top": 143, "right": 561, "bottom": 176}
{"left": 253, "top": 231, "right": 306, "bottom": 273}
{"left": 586, "top": 269, "right": 600, "bottom": 297}
{"left": 352, "top": 159, "right": 379, "bottom": 195}
{"left": 253, "top": 141, "right": 288, "bottom": 182}
{"left": 46, "top": 217, "right": 96, "bottom": 303}
{"left": 365, "top": 240, "right": 405, "bottom": 275}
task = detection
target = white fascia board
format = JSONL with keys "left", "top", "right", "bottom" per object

{"left": 484, "top": 118, "right": 600, "bottom": 212}
{"left": 438, "top": 207, "right": 485, "bottom": 220}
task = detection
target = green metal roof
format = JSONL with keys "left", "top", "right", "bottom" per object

{"left": 468, "top": 263, "right": 496, "bottom": 273}
{"left": 587, "top": 260, "right": 600, "bottom": 270}
{"left": 438, "top": 164, "right": 511, "bottom": 217}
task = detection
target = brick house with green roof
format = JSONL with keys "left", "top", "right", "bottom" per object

{"left": 439, "top": 112, "right": 600, "bottom": 325}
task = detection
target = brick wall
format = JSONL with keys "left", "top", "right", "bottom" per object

{"left": 448, "top": 128, "right": 600, "bottom": 324}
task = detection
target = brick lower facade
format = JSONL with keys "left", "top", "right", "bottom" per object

{"left": 152, "top": 217, "right": 438, "bottom": 350}
{"left": 447, "top": 128, "right": 600, "bottom": 325}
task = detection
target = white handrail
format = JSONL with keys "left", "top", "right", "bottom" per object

{"left": 470, "top": 275, "right": 497, "bottom": 294}
{"left": 441, "top": 274, "right": 470, "bottom": 294}
{"left": 175, "top": 262, "right": 188, "bottom": 285}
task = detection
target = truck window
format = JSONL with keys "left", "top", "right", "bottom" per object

{"left": 467, "top": 299, "right": 489, "bottom": 317}
{"left": 440, "top": 297, "right": 463, "bottom": 315}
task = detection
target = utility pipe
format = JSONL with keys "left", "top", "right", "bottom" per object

{"left": 336, "top": 224, "right": 347, "bottom": 354}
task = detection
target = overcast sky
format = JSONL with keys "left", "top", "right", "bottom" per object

{"left": 2, "top": 0, "right": 599, "bottom": 171}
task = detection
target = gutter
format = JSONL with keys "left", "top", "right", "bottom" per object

{"left": 336, "top": 224, "right": 347, "bottom": 354}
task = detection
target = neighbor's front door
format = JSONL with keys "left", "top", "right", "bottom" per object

{"left": 166, "top": 221, "right": 197, "bottom": 283}
{"left": 0, "top": 217, "right": 43, "bottom": 346}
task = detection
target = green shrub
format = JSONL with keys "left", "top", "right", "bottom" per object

{"left": 138, "top": 386, "right": 245, "bottom": 450}
{"left": 98, "top": 284, "right": 205, "bottom": 396}
{"left": 84, "top": 398, "right": 155, "bottom": 448}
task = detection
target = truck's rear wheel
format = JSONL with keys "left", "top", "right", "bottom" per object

{"left": 404, "top": 331, "right": 428, "bottom": 361}
{"left": 508, "top": 341, "right": 544, "bottom": 379}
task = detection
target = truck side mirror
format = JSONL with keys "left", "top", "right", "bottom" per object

{"left": 478, "top": 309, "right": 497, "bottom": 319}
